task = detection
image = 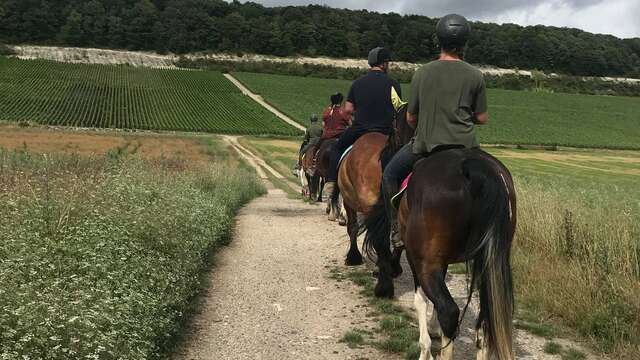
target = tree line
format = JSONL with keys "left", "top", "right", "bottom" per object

{"left": 1, "top": 0, "right": 639, "bottom": 77}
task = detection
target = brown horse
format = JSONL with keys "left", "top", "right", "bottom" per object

{"left": 331, "top": 105, "right": 412, "bottom": 265}
{"left": 333, "top": 132, "right": 387, "bottom": 265}
{"left": 298, "top": 138, "right": 339, "bottom": 204}
{"left": 363, "top": 148, "right": 517, "bottom": 360}
{"left": 314, "top": 138, "right": 337, "bottom": 203}
{"left": 299, "top": 145, "right": 319, "bottom": 200}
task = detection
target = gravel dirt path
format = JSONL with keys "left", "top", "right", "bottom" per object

{"left": 174, "top": 137, "right": 598, "bottom": 360}
{"left": 172, "top": 183, "right": 397, "bottom": 360}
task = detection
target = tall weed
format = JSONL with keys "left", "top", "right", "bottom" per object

{"left": 514, "top": 179, "right": 639, "bottom": 357}
{"left": 0, "top": 150, "right": 265, "bottom": 359}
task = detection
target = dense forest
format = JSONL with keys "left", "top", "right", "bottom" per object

{"left": 1, "top": 0, "right": 639, "bottom": 77}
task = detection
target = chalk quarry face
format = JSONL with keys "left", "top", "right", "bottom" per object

{"left": 10, "top": 45, "right": 640, "bottom": 83}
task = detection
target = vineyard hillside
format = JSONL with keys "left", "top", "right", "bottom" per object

{"left": 235, "top": 72, "right": 640, "bottom": 149}
{"left": 0, "top": 57, "right": 299, "bottom": 136}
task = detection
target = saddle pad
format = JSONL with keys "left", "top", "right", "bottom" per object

{"left": 338, "top": 145, "right": 354, "bottom": 168}
{"left": 391, "top": 172, "right": 413, "bottom": 209}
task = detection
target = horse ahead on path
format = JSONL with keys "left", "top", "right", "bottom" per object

{"left": 299, "top": 138, "right": 338, "bottom": 203}
{"left": 330, "top": 104, "right": 413, "bottom": 265}
{"left": 363, "top": 147, "right": 517, "bottom": 360}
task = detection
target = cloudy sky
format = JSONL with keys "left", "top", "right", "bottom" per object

{"left": 248, "top": 0, "right": 640, "bottom": 39}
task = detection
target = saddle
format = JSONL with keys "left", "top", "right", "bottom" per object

{"left": 390, "top": 145, "right": 465, "bottom": 209}
{"left": 337, "top": 145, "right": 354, "bottom": 168}
{"left": 391, "top": 173, "right": 412, "bottom": 209}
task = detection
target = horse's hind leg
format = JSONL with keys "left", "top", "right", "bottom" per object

{"left": 372, "top": 233, "right": 395, "bottom": 298}
{"left": 475, "top": 326, "right": 489, "bottom": 360}
{"left": 417, "top": 268, "right": 459, "bottom": 360}
{"left": 338, "top": 196, "right": 347, "bottom": 226}
{"left": 414, "top": 286, "right": 435, "bottom": 360}
{"left": 309, "top": 174, "right": 320, "bottom": 201}
{"left": 344, "top": 205, "right": 363, "bottom": 265}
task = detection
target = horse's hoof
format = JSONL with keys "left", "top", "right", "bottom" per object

{"left": 345, "top": 251, "right": 363, "bottom": 266}
{"left": 338, "top": 217, "right": 347, "bottom": 226}
{"left": 374, "top": 282, "right": 394, "bottom": 299}
{"left": 391, "top": 265, "right": 403, "bottom": 279}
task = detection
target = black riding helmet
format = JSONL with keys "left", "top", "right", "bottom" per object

{"left": 436, "top": 14, "right": 471, "bottom": 48}
{"left": 330, "top": 92, "right": 344, "bottom": 105}
{"left": 310, "top": 114, "right": 318, "bottom": 122}
{"left": 368, "top": 47, "right": 392, "bottom": 67}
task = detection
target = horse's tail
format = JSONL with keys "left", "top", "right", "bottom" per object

{"left": 360, "top": 193, "right": 388, "bottom": 260}
{"left": 462, "top": 157, "right": 515, "bottom": 360}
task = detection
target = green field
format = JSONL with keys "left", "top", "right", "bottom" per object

{"left": 0, "top": 58, "right": 298, "bottom": 135}
{"left": 234, "top": 72, "right": 640, "bottom": 149}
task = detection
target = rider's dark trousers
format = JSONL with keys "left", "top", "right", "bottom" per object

{"left": 382, "top": 142, "right": 420, "bottom": 248}
{"left": 327, "top": 127, "right": 370, "bottom": 182}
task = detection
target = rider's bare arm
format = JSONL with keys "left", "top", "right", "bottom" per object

{"left": 407, "top": 112, "right": 418, "bottom": 129}
{"left": 473, "top": 112, "right": 489, "bottom": 125}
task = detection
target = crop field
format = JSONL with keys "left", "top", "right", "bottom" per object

{"left": 234, "top": 72, "right": 640, "bottom": 149}
{"left": 0, "top": 57, "right": 298, "bottom": 136}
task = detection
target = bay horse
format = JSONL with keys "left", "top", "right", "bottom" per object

{"left": 363, "top": 148, "right": 517, "bottom": 360}
{"left": 299, "top": 145, "right": 320, "bottom": 201}
{"left": 314, "top": 138, "right": 337, "bottom": 203}
{"left": 298, "top": 138, "right": 339, "bottom": 203}
{"left": 330, "top": 105, "right": 412, "bottom": 266}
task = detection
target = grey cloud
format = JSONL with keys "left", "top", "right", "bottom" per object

{"left": 251, "top": 0, "right": 603, "bottom": 17}
{"left": 246, "top": 0, "right": 639, "bottom": 38}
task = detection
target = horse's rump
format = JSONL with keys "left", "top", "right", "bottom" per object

{"left": 301, "top": 145, "right": 317, "bottom": 175}
{"left": 397, "top": 147, "right": 516, "bottom": 360}
{"left": 314, "top": 137, "right": 337, "bottom": 178}
{"left": 338, "top": 132, "right": 388, "bottom": 214}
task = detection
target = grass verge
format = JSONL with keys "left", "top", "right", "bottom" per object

{"left": 329, "top": 266, "right": 421, "bottom": 360}
{"left": 0, "top": 148, "right": 265, "bottom": 359}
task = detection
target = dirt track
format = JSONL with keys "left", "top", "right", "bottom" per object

{"left": 174, "top": 137, "right": 598, "bottom": 359}
{"left": 173, "top": 183, "right": 397, "bottom": 360}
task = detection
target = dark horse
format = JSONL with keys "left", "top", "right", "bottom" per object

{"left": 363, "top": 147, "right": 517, "bottom": 359}
{"left": 330, "top": 105, "right": 413, "bottom": 266}
{"left": 299, "top": 138, "right": 336, "bottom": 202}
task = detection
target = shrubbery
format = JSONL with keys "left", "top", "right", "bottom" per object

{"left": 0, "top": 42, "right": 14, "bottom": 55}
{"left": 0, "top": 150, "right": 265, "bottom": 359}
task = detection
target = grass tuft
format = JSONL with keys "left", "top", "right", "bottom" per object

{"left": 543, "top": 341, "right": 563, "bottom": 354}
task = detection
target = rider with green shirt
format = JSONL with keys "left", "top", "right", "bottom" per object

{"left": 295, "top": 114, "right": 323, "bottom": 172}
{"left": 382, "top": 14, "right": 489, "bottom": 252}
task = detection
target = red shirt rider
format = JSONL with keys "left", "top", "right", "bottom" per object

{"left": 322, "top": 92, "right": 351, "bottom": 139}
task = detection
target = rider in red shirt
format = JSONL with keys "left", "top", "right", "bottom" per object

{"left": 322, "top": 92, "right": 351, "bottom": 139}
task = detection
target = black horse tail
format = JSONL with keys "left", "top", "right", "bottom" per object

{"left": 361, "top": 194, "right": 388, "bottom": 260}
{"left": 462, "top": 156, "right": 515, "bottom": 360}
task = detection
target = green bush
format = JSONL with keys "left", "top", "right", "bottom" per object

{"left": 0, "top": 150, "right": 265, "bottom": 359}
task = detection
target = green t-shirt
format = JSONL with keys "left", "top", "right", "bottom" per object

{"left": 408, "top": 60, "right": 487, "bottom": 154}
{"left": 305, "top": 122, "right": 323, "bottom": 146}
